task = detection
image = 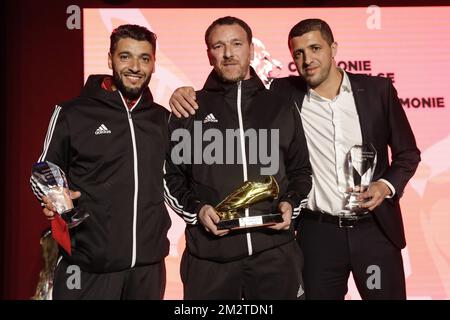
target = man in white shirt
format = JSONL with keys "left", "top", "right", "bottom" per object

{"left": 169, "top": 18, "right": 421, "bottom": 299}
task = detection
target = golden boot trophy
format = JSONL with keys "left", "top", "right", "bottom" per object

{"left": 215, "top": 176, "right": 283, "bottom": 230}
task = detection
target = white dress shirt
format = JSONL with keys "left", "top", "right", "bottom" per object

{"left": 299, "top": 70, "right": 394, "bottom": 215}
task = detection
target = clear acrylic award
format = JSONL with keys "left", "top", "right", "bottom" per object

{"left": 32, "top": 161, "right": 89, "bottom": 228}
{"left": 343, "top": 144, "right": 377, "bottom": 214}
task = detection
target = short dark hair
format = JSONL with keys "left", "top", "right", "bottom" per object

{"left": 110, "top": 24, "right": 157, "bottom": 54}
{"left": 204, "top": 16, "right": 253, "bottom": 48}
{"left": 288, "top": 19, "right": 334, "bottom": 49}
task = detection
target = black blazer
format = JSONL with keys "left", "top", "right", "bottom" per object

{"left": 271, "top": 72, "right": 421, "bottom": 249}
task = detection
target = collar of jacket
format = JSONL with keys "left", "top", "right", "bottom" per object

{"left": 80, "top": 74, "right": 154, "bottom": 111}
{"left": 202, "top": 67, "right": 266, "bottom": 97}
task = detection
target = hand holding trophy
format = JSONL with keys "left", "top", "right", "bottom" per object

{"left": 32, "top": 161, "right": 89, "bottom": 228}
{"left": 343, "top": 144, "right": 377, "bottom": 214}
{"left": 215, "top": 176, "right": 283, "bottom": 230}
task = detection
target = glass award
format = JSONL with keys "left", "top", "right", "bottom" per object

{"left": 343, "top": 144, "right": 377, "bottom": 214}
{"left": 32, "top": 161, "right": 89, "bottom": 228}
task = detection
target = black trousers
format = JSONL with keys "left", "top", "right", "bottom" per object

{"left": 52, "top": 258, "right": 166, "bottom": 300}
{"left": 297, "top": 210, "right": 406, "bottom": 300}
{"left": 180, "top": 240, "right": 305, "bottom": 300}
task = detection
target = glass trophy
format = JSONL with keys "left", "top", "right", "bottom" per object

{"left": 32, "top": 161, "right": 89, "bottom": 228}
{"left": 343, "top": 144, "right": 377, "bottom": 214}
{"left": 215, "top": 176, "right": 283, "bottom": 230}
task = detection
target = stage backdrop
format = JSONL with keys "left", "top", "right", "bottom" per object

{"left": 84, "top": 7, "right": 450, "bottom": 299}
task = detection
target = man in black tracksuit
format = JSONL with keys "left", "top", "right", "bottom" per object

{"left": 164, "top": 16, "right": 311, "bottom": 299}
{"left": 30, "top": 25, "right": 171, "bottom": 299}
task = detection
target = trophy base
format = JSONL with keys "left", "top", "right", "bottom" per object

{"left": 61, "top": 208, "right": 90, "bottom": 228}
{"left": 344, "top": 192, "right": 368, "bottom": 214}
{"left": 217, "top": 213, "right": 283, "bottom": 230}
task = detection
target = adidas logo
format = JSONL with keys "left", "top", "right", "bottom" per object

{"left": 203, "top": 113, "right": 218, "bottom": 123}
{"left": 95, "top": 124, "right": 112, "bottom": 135}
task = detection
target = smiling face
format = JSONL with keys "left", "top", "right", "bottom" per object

{"left": 108, "top": 37, "right": 155, "bottom": 99}
{"left": 289, "top": 30, "right": 337, "bottom": 89}
{"left": 206, "top": 23, "right": 254, "bottom": 83}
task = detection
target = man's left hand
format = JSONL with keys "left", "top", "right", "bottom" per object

{"left": 269, "top": 201, "right": 292, "bottom": 230}
{"left": 358, "top": 181, "right": 392, "bottom": 211}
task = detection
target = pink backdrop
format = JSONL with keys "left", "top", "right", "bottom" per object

{"left": 84, "top": 7, "right": 450, "bottom": 299}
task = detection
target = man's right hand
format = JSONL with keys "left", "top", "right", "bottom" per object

{"left": 169, "top": 86, "right": 198, "bottom": 118}
{"left": 198, "top": 204, "right": 230, "bottom": 236}
{"left": 42, "top": 190, "right": 81, "bottom": 220}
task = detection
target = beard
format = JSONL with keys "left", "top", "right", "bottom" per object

{"left": 300, "top": 62, "right": 332, "bottom": 89}
{"left": 303, "top": 73, "right": 324, "bottom": 88}
{"left": 216, "top": 59, "right": 250, "bottom": 83}
{"left": 112, "top": 69, "right": 151, "bottom": 100}
{"left": 218, "top": 71, "right": 245, "bottom": 83}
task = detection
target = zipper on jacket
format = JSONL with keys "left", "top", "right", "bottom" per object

{"left": 119, "top": 92, "right": 141, "bottom": 268}
{"left": 236, "top": 81, "right": 253, "bottom": 256}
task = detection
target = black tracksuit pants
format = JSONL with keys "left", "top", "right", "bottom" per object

{"left": 52, "top": 258, "right": 166, "bottom": 300}
{"left": 180, "top": 240, "right": 305, "bottom": 300}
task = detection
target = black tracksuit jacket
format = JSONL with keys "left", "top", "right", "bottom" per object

{"left": 30, "top": 75, "right": 171, "bottom": 273}
{"left": 164, "top": 69, "right": 312, "bottom": 262}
